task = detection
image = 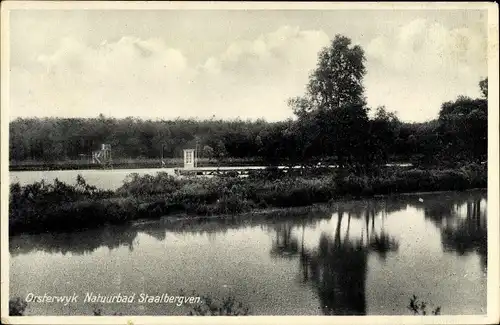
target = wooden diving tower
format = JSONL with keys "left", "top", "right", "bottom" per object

{"left": 92, "top": 144, "right": 113, "bottom": 168}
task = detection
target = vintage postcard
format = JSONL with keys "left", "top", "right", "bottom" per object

{"left": 1, "top": 1, "right": 499, "bottom": 325}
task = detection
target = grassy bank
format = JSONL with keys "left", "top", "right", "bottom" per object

{"left": 9, "top": 163, "right": 486, "bottom": 235}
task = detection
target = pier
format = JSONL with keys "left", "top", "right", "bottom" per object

{"left": 173, "top": 165, "right": 303, "bottom": 176}
{"left": 173, "top": 149, "right": 413, "bottom": 177}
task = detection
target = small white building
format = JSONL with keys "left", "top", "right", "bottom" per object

{"left": 183, "top": 149, "right": 196, "bottom": 169}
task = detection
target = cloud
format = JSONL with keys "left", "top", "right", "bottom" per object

{"left": 194, "top": 26, "right": 330, "bottom": 119}
{"left": 11, "top": 26, "right": 330, "bottom": 121}
{"left": 366, "top": 18, "right": 486, "bottom": 75}
{"left": 364, "top": 18, "right": 487, "bottom": 121}
{"left": 203, "top": 26, "right": 328, "bottom": 75}
{"left": 13, "top": 35, "right": 197, "bottom": 117}
{"left": 10, "top": 20, "right": 487, "bottom": 122}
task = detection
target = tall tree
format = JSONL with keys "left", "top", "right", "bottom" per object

{"left": 289, "top": 34, "right": 369, "bottom": 166}
{"left": 291, "top": 34, "right": 367, "bottom": 115}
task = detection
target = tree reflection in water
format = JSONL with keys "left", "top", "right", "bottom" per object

{"left": 302, "top": 210, "right": 369, "bottom": 315}
{"left": 284, "top": 193, "right": 485, "bottom": 315}
{"left": 368, "top": 231, "right": 399, "bottom": 261}
{"left": 270, "top": 207, "right": 400, "bottom": 315}
{"left": 423, "top": 201, "right": 457, "bottom": 228}
{"left": 9, "top": 225, "right": 138, "bottom": 256}
{"left": 269, "top": 223, "right": 300, "bottom": 259}
{"left": 411, "top": 192, "right": 487, "bottom": 270}
{"left": 441, "top": 199, "right": 487, "bottom": 270}
{"left": 10, "top": 211, "right": 329, "bottom": 257}
{"left": 364, "top": 209, "right": 399, "bottom": 262}
{"left": 416, "top": 191, "right": 485, "bottom": 229}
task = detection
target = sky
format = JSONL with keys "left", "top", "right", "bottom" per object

{"left": 8, "top": 7, "right": 489, "bottom": 122}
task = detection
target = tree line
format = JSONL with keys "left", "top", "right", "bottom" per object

{"left": 9, "top": 35, "right": 487, "bottom": 168}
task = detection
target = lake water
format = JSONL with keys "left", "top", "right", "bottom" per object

{"left": 10, "top": 168, "right": 177, "bottom": 190}
{"left": 9, "top": 164, "right": 412, "bottom": 190}
{"left": 9, "top": 190, "right": 487, "bottom": 316}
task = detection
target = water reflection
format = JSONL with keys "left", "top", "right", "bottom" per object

{"left": 415, "top": 191, "right": 485, "bottom": 227}
{"left": 368, "top": 230, "right": 399, "bottom": 261}
{"left": 267, "top": 209, "right": 398, "bottom": 315}
{"left": 300, "top": 214, "right": 368, "bottom": 315}
{"left": 265, "top": 191, "right": 486, "bottom": 315}
{"left": 270, "top": 223, "right": 300, "bottom": 259}
{"left": 362, "top": 209, "right": 399, "bottom": 261}
{"left": 412, "top": 192, "right": 487, "bottom": 270}
{"left": 10, "top": 226, "right": 138, "bottom": 256}
{"left": 11, "top": 191, "right": 486, "bottom": 263}
{"left": 423, "top": 200, "right": 457, "bottom": 227}
{"left": 441, "top": 199, "right": 487, "bottom": 269}
{"left": 9, "top": 212, "right": 331, "bottom": 257}
{"left": 9, "top": 191, "right": 487, "bottom": 316}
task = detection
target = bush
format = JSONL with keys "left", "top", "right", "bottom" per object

{"left": 188, "top": 295, "right": 250, "bottom": 316}
{"left": 408, "top": 295, "right": 441, "bottom": 315}
{"left": 254, "top": 177, "right": 335, "bottom": 207}
{"left": 335, "top": 163, "right": 486, "bottom": 197}
{"left": 9, "top": 176, "right": 116, "bottom": 234}
{"left": 117, "top": 172, "right": 182, "bottom": 197}
{"left": 9, "top": 297, "right": 27, "bottom": 316}
{"left": 336, "top": 174, "right": 372, "bottom": 197}
{"left": 459, "top": 162, "right": 487, "bottom": 188}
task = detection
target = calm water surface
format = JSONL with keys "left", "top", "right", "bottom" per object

{"left": 10, "top": 168, "right": 177, "bottom": 190}
{"left": 10, "top": 190, "right": 487, "bottom": 316}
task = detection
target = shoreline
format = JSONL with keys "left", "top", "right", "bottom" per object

{"left": 9, "top": 164, "right": 487, "bottom": 236}
{"left": 10, "top": 187, "right": 487, "bottom": 237}
{"left": 8, "top": 159, "right": 267, "bottom": 172}
{"left": 8, "top": 160, "right": 416, "bottom": 172}
{"left": 135, "top": 187, "right": 487, "bottom": 222}
{"left": 9, "top": 187, "right": 488, "bottom": 239}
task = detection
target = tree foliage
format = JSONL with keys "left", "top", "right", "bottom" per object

{"left": 438, "top": 96, "right": 487, "bottom": 163}
{"left": 289, "top": 35, "right": 369, "bottom": 167}
{"left": 291, "top": 35, "right": 366, "bottom": 116}
{"left": 479, "top": 77, "right": 488, "bottom": 99}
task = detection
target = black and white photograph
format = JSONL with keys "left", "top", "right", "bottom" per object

{"left": 1, "top": 1, "right": 499, "bottom": 324}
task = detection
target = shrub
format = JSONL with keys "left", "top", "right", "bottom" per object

{"left": 117, "top": 172, "right": 182, "bottom": 197}
{"left": 408, "top": 295, "right": 441, "bottom": 315}
{"left": 188, "top": 295, "right": 250, "bottom": 316}
{"left": 459, "top": 162, "right": 487, "bottom": 188}
{"left": 9, "top": 297, "right": 27, "bottom": 316}
{"left": 432, "top": 169, "right": 469, "bottom": 191}
{"left": 336, "top": 174, "right": 372, "bottom": 197}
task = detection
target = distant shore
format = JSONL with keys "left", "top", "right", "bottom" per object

{"left": 9, "top": 158, "right": 266, "bottom": 171}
